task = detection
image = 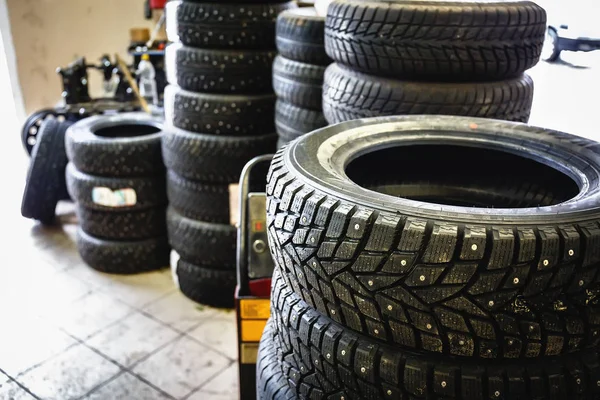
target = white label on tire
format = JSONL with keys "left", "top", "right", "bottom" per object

{"left": 92, "top": 187, "right": 137, "bottom": 208}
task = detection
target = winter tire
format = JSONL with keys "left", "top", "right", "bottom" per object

{"left": 267, "top": 115, "right": 600, "bottom": 356}
{"left": 325, "top": 0, "right": 546, "bottom": 80}
{"left": 65, "top": 113, "right": 164, "bottom": 177}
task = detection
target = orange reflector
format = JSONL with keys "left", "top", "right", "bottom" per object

{"left": 240, "top": 299, "right": 271, "bottom": 319}
{"left": 241, "top": 320, "right": 268, "bottom": 342}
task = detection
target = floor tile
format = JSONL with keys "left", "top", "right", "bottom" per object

{"left": 0, "top": 380, "right": 37, "bottom": 400}
{"left": 189, "top": 363, "right": 238, "bottom": 400}
{"left": 133, "top": 336, "right": 230, "bottom": 399}
{"left": 84, "top": 372, "right": 171, "bottom": 400}
{"left": 86, "top": 312, "right": 179, "bottom": 368}
{"left": 187, "top": 313, "right": 237, "bottom": 360}
{"left": 143, "top": 291, "right": 217, "bottom": 333}
{"left": 18, "top": 343, "right": 120, "bottom": 400}
{"left": 0, "top": 315, "right": 77, "bottom": 376}
{"left": 96, "top": 270, "right": 175, "bottom": 309}
{"left": 42, "top": 291, "right": 134, "bottom": 340}
{"left": 1, "top": 270, "right": 92, "bottom": 318}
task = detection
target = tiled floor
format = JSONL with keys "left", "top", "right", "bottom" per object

{"left": 0, "top": 216, "right": 239, "bottom": 400}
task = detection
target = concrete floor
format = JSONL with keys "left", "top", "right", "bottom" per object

{"left": 0, "top": 50, "right": 599, "bottom": 400}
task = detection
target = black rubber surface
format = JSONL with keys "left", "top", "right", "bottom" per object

{"left": 175, "top": 260, "right": 235, "bottom": 308}
{"left": 66, "top": 163, "right": 167, "bottom": 212}
{"left": 267, "top": 271, "right": 600, "bottom": 400}
{"left": 325, "top": 0, "right": 547, "bottom": 80}
{"left": 77, "top": 206, "right": 167, "bottom": 241}
{"left": 162, "top": 126, "right": 276, "bottom": 183}
{"left": 276, "top": 8, "right": 329, "bottom": 65}
{"left": 65, "top": 113, "right": 164, "bottom": 177}
{"left": 165, "top": 43, "right": 276, "bottom": 94}
{"left": 165, "top": 85, "right": 276, "bottom": 136}
{"left": 256, "top": 318, "right": 295, "bottom": 400}
{"left": 166, "top": 1, "right": 297, "bottom": 49}
{"left": 266, "top": 116, "right": 600, "bottom": 358}
{"left": 77, "top": 229, "right": 169, "bottom": 274}
{"left": 275, "top": 100, "right": 327, "bottom": 145}
{"left": 21, "top": 120, "right": 72, "bottom": 224}
{"left": 273, "top": 56, "right": 326, "bottom": 110}
{"left": 323, "top": 63, "right": 534, "bottom": 124}
{"left": 167, "top": 170, "right": 230, "bottom": 223}
{"left": 167, "top": 207, "right": 236, "bottom": 268}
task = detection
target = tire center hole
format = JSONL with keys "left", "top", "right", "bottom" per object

{"left": 94, "top": 124, "right": 161, "bottom": 138}
{"left": 345, "top": 145, "right": 580, "bottom": 208}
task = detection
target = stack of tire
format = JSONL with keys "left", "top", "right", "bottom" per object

{"left": 162, "top": 0, "right": 296, "bottom": 307}
{"left": 322, "top": 0, "right": 547, "bottom": 124}
{"left": 258, "top": 116, "right": 600, "bottom": 399}
{"left": 273, "top": 7, "right": 330, "bottom": 148}
{"left": 65, "top": 114, "right": 170, "bottom": 274}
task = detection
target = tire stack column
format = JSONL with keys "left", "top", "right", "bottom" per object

{"left": 322, "top": 0, "right": 547, "bottom": 123}
{"left": 162, "top": 0, "right": 296, "bottom": 307}
{"left": 66, "top": 114, "right": 169, "bottom": 274}
{"left": 273, "top": 7, "right": 330, "bottom": 148}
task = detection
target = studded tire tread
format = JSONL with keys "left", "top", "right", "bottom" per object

{"left": 76, "top": 229, "right": 169, "bottom": 274}
{"left": 175, "top": 260, "right": 236, "bottom": 308}
{"left": 167, "top": 170, "right": 230, "bottom": 223}
{"left": 166, "top": 1, "right": 297, "bottom": 50}
{"left": 77, "top": 206, "right": 167, "bottom": 241}
{"left": 162, "top": 126, "right": 276, "bottom": 183}
{"left": 66, "top": 163, "right": 167, "bottom": 212}
{"left": 267, "top": 271, "right": 600, "bottom": 400}
{"left": 266, "top": 142, "right": 600, "bottom": 358}
{"left": 166, "top": 43, "right": 276, "bottom": 94}
{"left": 165, "top": 85, "right": 276, "bottom": 136}
{"left": 167, "top": 207, "right": 236, "bottom": 268}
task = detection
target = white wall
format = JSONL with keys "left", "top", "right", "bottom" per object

{"left": 5, "top": 0, "right": 157, "bottom": 114}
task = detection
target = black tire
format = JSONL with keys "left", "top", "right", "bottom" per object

{"left": 268, "top": 271, "right": 600, "bottom": 400}
{"left": 165, "top": 1, "right": 297, "bottom": 50}
{"left": 77, "top": 206, "right": 167, "bottom": 241}
{"left": 323, "top": 63, "right": 534, "bottom": 124}
{"left": 276, "top": 8, "right": 329, "bottom": 65}
{"left": 76, "top": 229, "right": 169, "bottom": 274}
{"left": 167, "top": 207, "right": 236, "bottom": 267}
{"left": 21, "top": 120, "right": 72, "bottom": 224}
{"left": 167, "top": 170, "right": 230, "bottom": 223}
{"left": 325, "top": 0, "right": 547, "bottom": 81}
{"left": 162, "top": 126, "right": 276, "bottom": 183}
{"left": 165, "top": 43, "right": 276, "bottom": 94}
{"left": 65, "top": 113, "right": 164, "bottom": 177}
{"left": 543, "top": 28, "right": 562, "bottom": 62}
{"left": 266, "top": 116, "right": 600, "bottom": 357}
{"left": 256, "top": 318, "right": 295, "bottom": 400}
{"left": 21, "top": 108, "right": 60, "bottom": 156}
{"left": 164, "top": 85, "right": 276, "bottom": 136}
{"left": 273, "top": 56, "right": 325, "bottom": 110}
{"left": 66, "top": 164, "right": 167, "bottom": 212}
{"left": 275, "top": 100, "right": 327, "bottom": 144}
{"left": 175, "top": 260, "right": 235, "bottom": 308}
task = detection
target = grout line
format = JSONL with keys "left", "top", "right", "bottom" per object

{"left": 181, "top": 332, "right": 237, "bottom": 364}
{"left": 71, "top": 338, "right": 178, "bottom": 400}
{"left": 0, "top": 366, "right": 41, "bottom": 400}
{"left": 181, "top": 360, "right": 237, "bottom": 400}
{"left": 74, "top": 370, "right": 126, "bottom": 400}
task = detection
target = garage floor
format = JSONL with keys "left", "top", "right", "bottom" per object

{"left": 0, "top": 211, "right": 238, "bottom": 400}
{"left": 1, "top": 51, "right": 599, "bottom": 400}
